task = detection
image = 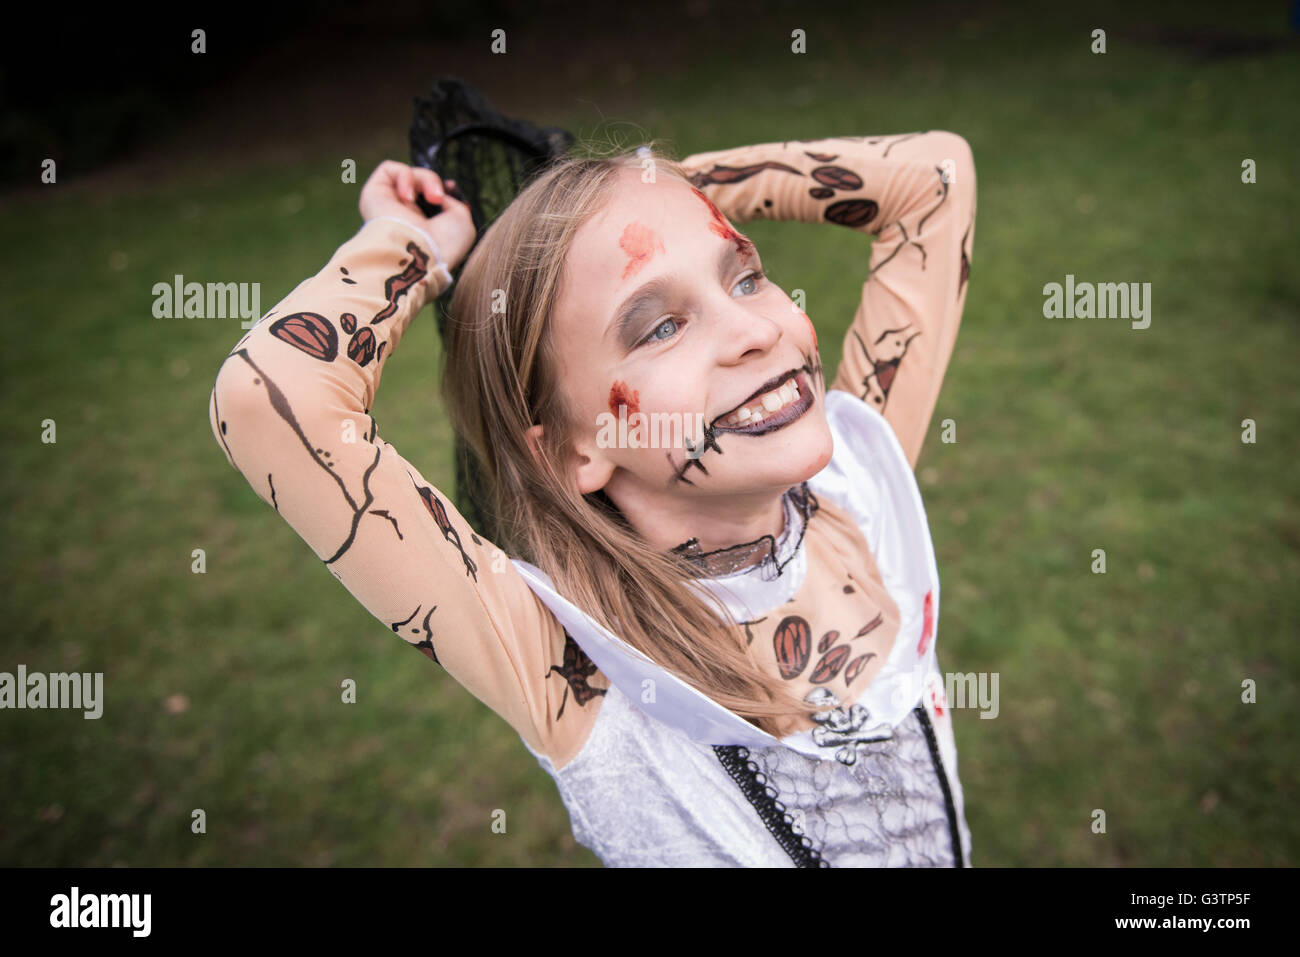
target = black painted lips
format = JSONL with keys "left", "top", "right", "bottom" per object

{"left": 712, "top": 370, "right": 814, "bottom": 436}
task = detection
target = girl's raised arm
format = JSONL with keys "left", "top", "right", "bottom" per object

{"left": 208, "top": 212, "right": 606, "bottom": 770}
{"left": 679, "top": 132, "right": 976, "bottom": 467}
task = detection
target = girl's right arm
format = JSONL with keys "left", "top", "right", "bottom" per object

{"left": 208, "top": 198, "right": 608, "bottom": 769}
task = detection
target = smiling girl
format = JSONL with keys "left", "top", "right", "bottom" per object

{"left": 210, "top": 128, "right": 976, "bottom": 867}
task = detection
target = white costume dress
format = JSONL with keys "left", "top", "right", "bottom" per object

{"left": 514, "top": 390, "right": 972, "bottom": 867}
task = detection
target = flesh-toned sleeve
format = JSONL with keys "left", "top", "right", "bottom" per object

{"left": 679, "top": 132, "right": 976, "bottom": 466}
{"left": 208, "top": 217, "right": 608, "bottom": 768}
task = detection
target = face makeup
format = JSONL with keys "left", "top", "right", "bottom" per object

{"left": 618, "top": 222, "right": 665, "bottom": 281}
{"left": 690, "top": 187, "right": 756, "bottom": 259}
{"left": 609, "top": 380, "right": 641, "bottom": 416}
{"left": 712, "top": 366, "right": 816, "bottom": 437}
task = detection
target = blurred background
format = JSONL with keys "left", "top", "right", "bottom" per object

{"left": 1, "top": 0, "right": 1296, "bottom": 866}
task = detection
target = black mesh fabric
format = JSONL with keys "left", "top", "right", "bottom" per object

{"left": 407, "top": 77, "right": 575, "bottom": 543}
{"left": 409, "top": 75, "right": 575, "bottom": 334}
{"left": 738, "top": 705, "right": 965, "bottom": 867}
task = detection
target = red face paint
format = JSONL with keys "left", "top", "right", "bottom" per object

{"left": 609, "top": 380, "right": 640, "bottom": 417}
{"left": 618, "top": 222, "right": 666, "bottom": 281}
{"left": 798, "top": 307, "right": 818, "bottom": 350}
{"left": 690, "top": 187, "right": 755, "bottom": 258}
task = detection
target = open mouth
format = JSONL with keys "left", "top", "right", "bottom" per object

{"left": 712, "top": 369, "right": 815, "bottom": 436}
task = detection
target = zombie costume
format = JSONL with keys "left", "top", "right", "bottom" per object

{"left": 209, "top": 130, "right": 977, "bottom": 866}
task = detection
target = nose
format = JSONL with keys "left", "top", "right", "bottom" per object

{"left": 712, "top": 292, "right": 782, "bottom": 365}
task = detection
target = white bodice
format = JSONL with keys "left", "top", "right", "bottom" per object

{"left": 513, "top": 390, "right": 972, "bottom": 866}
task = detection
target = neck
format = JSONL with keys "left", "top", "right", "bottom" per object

{"left": 606, "top": 475, "right": 789, "bottom": 557}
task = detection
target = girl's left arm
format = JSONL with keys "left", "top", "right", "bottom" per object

{"left": 679, "top": 132, "right": 976, "bottom": 467}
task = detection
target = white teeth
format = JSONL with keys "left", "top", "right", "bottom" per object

{"left": 718, "top": 375, "right": 805, "bottom": 428}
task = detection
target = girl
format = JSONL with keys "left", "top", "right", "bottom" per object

{"left": 209, "top": 128, "right": 977, "bottom": 867}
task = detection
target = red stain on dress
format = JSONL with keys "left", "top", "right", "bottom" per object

{"left": 690, "top": 187, "right": 755, "bottom": 258}
{"left": 618, "top": 222, "right": 665, "bottom": 281}
{"left": 609, "top": 380, "right": 640, "bottom": 416}
{"left": 917, "top": 589, "right": 935, "bottom": 655}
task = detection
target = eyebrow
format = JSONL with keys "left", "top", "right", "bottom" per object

{"left": 607, "top": 238, "right": 755, "bottom": 349}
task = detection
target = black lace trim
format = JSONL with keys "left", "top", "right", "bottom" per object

{"left": 673, "top": 483, "right": 820, "bottom": 579}
{"left": 914, "top": 704, "right": 965, "bottom": 868}
{"left": 714, "top": 744, "right": 831, "bottom": 868}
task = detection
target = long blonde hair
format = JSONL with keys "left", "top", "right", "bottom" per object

{"left": 444, "top": 142, "right": 812, "bottom": 734}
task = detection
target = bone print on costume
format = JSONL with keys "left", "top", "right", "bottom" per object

{"left": 685, "top": 159, "right": 803, "bottom": 187}
{"left": 210, "top": 129, "right": 976, "bottom": 866}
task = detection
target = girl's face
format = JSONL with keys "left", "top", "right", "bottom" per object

{"left": 546, "top": 166, "right": 834, "bottom": 521}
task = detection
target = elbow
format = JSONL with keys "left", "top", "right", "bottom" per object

{"left": 931, "top": 131, "right": 976, "bottom": 198}
{"left": 208, "top": 354, "right": 266, "bottom": 465}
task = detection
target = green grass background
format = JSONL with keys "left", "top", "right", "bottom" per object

{"left": 1, "top": 1, "right": 1297, "bottom": 865}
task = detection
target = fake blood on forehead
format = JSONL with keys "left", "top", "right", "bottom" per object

{"left": 690, "top": 187, "right": 755, "bottom": 259}
{"left": 609, "top": 380, "right": 641, "bottom": 416}
{"left": 619, "top": 222, "right": 665, "bottom": 281}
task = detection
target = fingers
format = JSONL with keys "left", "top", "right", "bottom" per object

{"left": 372, "top": 159, "right": 408, "bottom": 194}
{"left": 368, "top": 161, "right": 457, "bottom": 208}
{"left": 377, "top": 162, "right": 416, "bottom": 204}
{"left": 439, "top": 180, "right": 467, "bottom": 208}
{"left": 411, "top": 167, "right": 448, "bottom": 205}
{"left": 439, "top": 195, "right": 472, "bottom": 223}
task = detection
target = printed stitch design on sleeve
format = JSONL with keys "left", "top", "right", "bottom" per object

{"left": 227, "top": 348, "right": 383, "bottom": 564}
{"left": 684, "top": 161, "right": 804, "bottom": 187}
{"left": 547, "top": 631, "right": 607, "bottom": 721}
{"left": 849, "top": 326, "right": 921, "bottom": 411}
{"left": 409, "top": 475, "right": 479, "bottom": 581}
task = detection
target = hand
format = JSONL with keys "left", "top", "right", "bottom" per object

{"left": 359, "top": 160, "right": 477, "bottom": 277}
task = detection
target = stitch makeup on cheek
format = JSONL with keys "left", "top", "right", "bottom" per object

{"left": 667, "top": 423, "right": 722, "bottom": 487}
{"left": 618, "top": 222, "right": 666, "bottom": 280}
{"left": 804, "top": 351, "right": 825, "bottom": 391}
{"left": 689, "top": 187, "right": 755, "bottom": 259}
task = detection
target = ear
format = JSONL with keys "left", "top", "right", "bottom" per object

{"left": 526, "top": 423, "right": 615, "bottom": 495}
{"left": 524, "top": 424, "right": 545, "bottom": 464}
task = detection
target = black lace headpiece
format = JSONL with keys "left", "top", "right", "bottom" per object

{"left": 408, "top": 77, "right": 576, "bottom": 543}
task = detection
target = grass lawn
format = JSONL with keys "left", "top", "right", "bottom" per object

{"left": 1, "top": 1, "right": 1296, "bottom": 865}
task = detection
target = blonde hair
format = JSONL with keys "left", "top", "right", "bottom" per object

{"left": 444, "top": 142, "right": 812, "bottom": 734}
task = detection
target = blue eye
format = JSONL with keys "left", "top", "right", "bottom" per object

{"left": 734, "top": 270, "right": 765, "bottom": 297}
{"left": 646, "top": 317, "right": 680, "bottom": 342}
